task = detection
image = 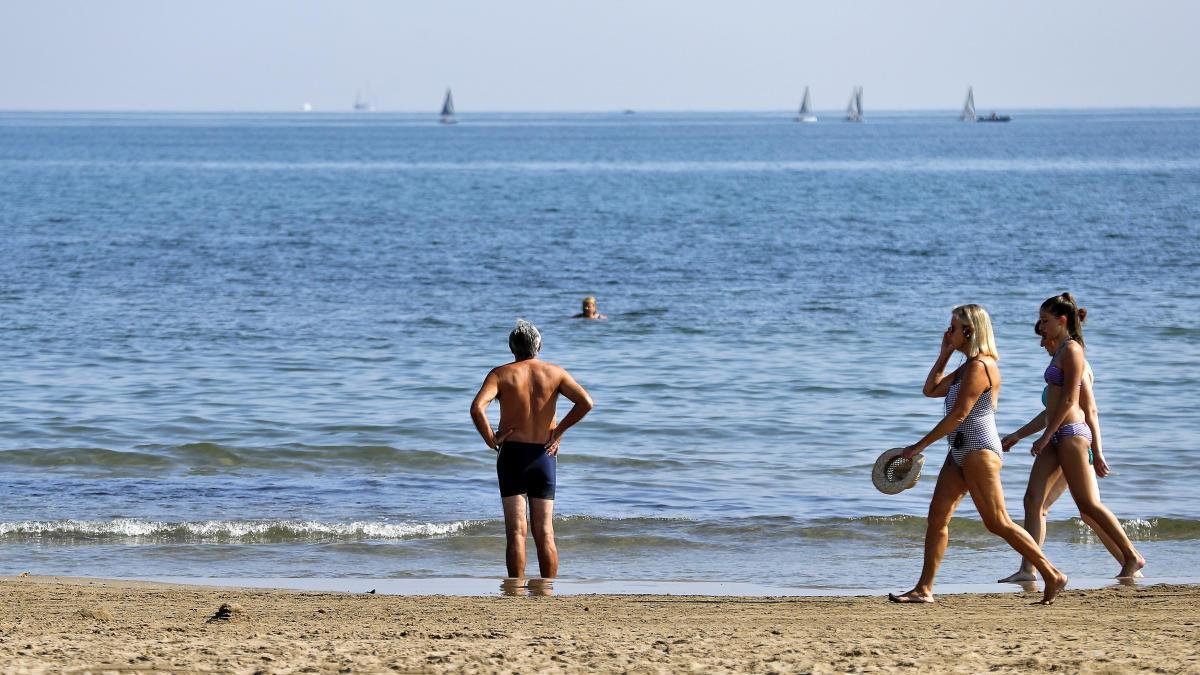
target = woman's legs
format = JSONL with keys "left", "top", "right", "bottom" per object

{"left": 1057, "top": 437, "right": 1146, "bottom": 577}
{"left": 1080, "top": 512, "right": 1131, "bottom": 574}
{"left": 962, "top": 450, "right": 1068, "bottom": 604}
{"left": 999, "top": 451, "right": 1064, "bottom": 582}
{"left": 890, "top": 455, "right": 967, "bottom": 603}
{"left": 998, "top": 446, "right": 1131, "bottom": 580}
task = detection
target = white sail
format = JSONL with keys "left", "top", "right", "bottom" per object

{"left": 845, "top": 86, "right": 862, "bottom": 122}
{"left": 961, "top": 87, "right": 976, "bottom": 122}
{"left": 353, "top": 87, "right": 372, "bottom": 112}
{"left": 796, "top": 86, "right": 817, "bottom": 122}
{"left": 440, "top": 89, "right": 457, "bottom": 124}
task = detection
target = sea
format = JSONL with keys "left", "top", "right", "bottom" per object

{"left": 1, "top": 109, "right": 1198, "bottom": 594}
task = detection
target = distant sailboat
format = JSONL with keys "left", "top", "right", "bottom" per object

{"left": 961, "top": 87, "right": 976, "bottom": 122}
{"left": 795, "top": 86, "right": 817, "bottom": 122}
{"left": 845, "top": 86, "right": 863, "bottom": 122}
{"left": 964, "top": 87, "right": 1012, "bottom": 122}
{"left": 353, "top": 85, "right": 373, "bottom": 112}
{"left": 439, "top": 89, "right": 457, "bottom": 125}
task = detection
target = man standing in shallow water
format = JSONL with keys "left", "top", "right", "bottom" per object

{"left": 470, "top": 319, "right": 594, "bottom": 579}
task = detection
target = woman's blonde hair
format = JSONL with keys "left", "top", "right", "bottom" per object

{"left": 952, "top": 304, "right": 999, "bottom": 360}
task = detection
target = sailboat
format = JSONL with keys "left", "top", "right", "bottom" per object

{"left": 844, "top": 86, "right": 863, "bottom": 122}
{"left": 963, "top": 87, "right": 1011, "bottom": 122}
{"left": 439, "top": 89, "right": 457, "bottom": 125}
{"left": 795, "top": 86, "right": 818, "bottom": 122}
{"left": 960, "top": 87, "right": 976, "bottom": 122}
{"left": 353, "top": 87, "right": 373, "bottom": 112}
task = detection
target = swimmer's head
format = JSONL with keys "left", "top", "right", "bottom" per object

{"left": 508, "top": 319, "right": 542, "bottom": 360}
{"left": 1040, "top": 292, "right": 1086, "bottom": 349}
{"left": 581, "top": 296, "right": 597, "bottom": 313}
{"left": 951, "top": 304, "right": 998, "bottom": 359}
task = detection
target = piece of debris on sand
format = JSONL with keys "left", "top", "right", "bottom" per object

{"left": 206, "top": 603, "right": 248, "bottom": 624}
{"left": 79, "top": 607, "right": 113, "bottom": 621}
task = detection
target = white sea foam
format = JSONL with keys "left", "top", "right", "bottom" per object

{"left": 0, "top": 518, "right": 484, "bottom": 540}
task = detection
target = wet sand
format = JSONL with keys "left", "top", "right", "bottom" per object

{"left": 2, "top": 576, "right": 1198, "bottom": 673}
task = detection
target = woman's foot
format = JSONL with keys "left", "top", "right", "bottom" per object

{"left": 997, "top": 570, "right": 1037, "bottom": 583}
{"left": 888, "top": 590, "right": 934, "bottom": 604}
{"left": 1117, "top": 554, "right": 1146, "bottom": 579}
{"left": 1038, "top": 572, "right": 1068, "bottom": 605}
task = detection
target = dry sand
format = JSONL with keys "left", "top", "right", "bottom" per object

{"left": 1, "top": 576, "right": 1198, "bottom": 673}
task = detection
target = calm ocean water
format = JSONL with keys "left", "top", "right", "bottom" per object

{"left": 1, "top": 110, "right": 1198, "bottom": 590}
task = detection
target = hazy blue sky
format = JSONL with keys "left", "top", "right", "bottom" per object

{"left": 2, "top": 1, "right": 1197, "bottom": 112}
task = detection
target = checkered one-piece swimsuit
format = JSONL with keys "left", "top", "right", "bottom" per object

{"left": 944, "top": 364, "right": 1003, "bottom": 467}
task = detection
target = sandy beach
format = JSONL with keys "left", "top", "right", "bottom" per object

{"left": 1, "top": 577, "right": 1197, "bottom": 673}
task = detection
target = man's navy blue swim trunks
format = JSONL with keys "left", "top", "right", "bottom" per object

{"left": 496, "top": 440, "right": 556, "bottom": 499}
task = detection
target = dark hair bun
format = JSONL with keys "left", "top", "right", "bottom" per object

{"left": 1078, "top": 307, "right": 1087, "bottom": 323}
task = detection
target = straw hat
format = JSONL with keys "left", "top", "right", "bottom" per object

{"left": 872, "top": 448, "right": 924, "bottom": 494}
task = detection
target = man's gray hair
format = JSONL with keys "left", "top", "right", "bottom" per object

{"left": 508, "top": 319, "right": 542, "bottom": 359}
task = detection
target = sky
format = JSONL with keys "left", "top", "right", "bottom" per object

{"left": 1, "top": 1, "right": 1198, "bottom": 112}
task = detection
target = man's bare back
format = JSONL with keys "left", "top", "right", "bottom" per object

{"left": 472, "top": 359, "right": 591, "bottom": 454}
{"left": 494, "top": 361, "right": 583, "bottom": 443}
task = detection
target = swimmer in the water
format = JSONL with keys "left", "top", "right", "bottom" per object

{"left": 573, "top": 296, "right": 606, "bottom": 320}
{"left": 469, "top": 319, "right": 593, "bottom": 580}
{"left": 1004, "top": 294, "right": 1145, "bottom": 579}
{"left": 889, "top": 304, "right": 1067, "bottom": 605}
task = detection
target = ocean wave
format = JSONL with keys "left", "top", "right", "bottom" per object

{"left": 0, "top": 447, "right": 173, "bottom": 469}
{"left": 0, "top": 444, "right": 481, "bottom": 473}
{"left": 1160, "top": 326, "right": 1200, "bottom": 337}
{"left": 7, "top": 158, "right": 1200, "bottom": 173}
{"left": 0, "top": 514, "right": 1192, "bottom": 546}
{"left": 575, "top": 514, "right": 1200, "bottom": 543}
{"left": 0, "top": 518, "right": 487, "bottom": 542}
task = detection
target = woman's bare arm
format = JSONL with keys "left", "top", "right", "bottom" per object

{"left": 922, "top": 330, "right": 959, "bottom": 398}
{"left": 1082, "top": 371, "right": 1108, "bottom": 476}
{"left": 904, "top": 360, "right": 989, "bottom": 457}
{"left": 1002, "top": 411, "right": 1048, "bottom": 451}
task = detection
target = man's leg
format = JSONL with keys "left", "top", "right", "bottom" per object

{"left": 502, "top": 494, "right": 529, "bottom": 578}
{"left": 529, "top": 497, "right": 558, "bottom": 579}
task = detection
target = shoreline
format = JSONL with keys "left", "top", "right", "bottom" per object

{"left": 51, "top": 573, "right": 1200, "bottom": 598}
{"left": 3, "top": 577, "right": 1198, "bottom": 672}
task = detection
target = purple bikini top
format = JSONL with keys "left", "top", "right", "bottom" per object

{"left": 1044, "top": 363, "right": 1065, "bottom": 386}
{"left": 1044, "top": 339, "right": 1082, "bottom": 387}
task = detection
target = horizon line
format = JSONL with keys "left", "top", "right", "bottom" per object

{"left": 2, "top": 105, "right": 1199, "bottom": 115}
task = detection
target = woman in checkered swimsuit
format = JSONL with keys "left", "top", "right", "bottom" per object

{"left": 943, "top": 358, "right": 1002, "bottom": 466}
{"left": 889, "top": 304, "right": 1067, "bottom": 605}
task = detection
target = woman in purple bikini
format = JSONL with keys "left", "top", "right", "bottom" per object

{"left": 997, "top": 314, "right": 1131, "bottom": 582}
{"left": 1004, "top": 293, "right": 1145, "bottom": 579}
